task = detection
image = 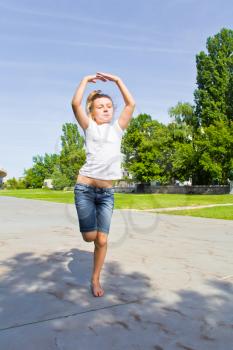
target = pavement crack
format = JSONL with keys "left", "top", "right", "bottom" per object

{"left": 0, "top": 299, "right": 140, "bottom": 332}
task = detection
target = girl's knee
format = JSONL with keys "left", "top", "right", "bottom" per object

{"left": 94, "top": 232, "right": 108, "bottom": 247}
{"left": 82, "top": 230, "right": 97, "bottom": 242}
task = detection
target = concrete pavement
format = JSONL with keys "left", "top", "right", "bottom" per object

{"left": 0, "top": 196, "right": 233, "bottom": 350}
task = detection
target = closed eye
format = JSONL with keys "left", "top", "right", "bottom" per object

{"left": 97, "top": 104, "right": 112, "bottom": 108}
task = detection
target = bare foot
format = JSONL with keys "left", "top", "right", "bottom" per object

{"left": 90, "top": 280, "right": 104, "bottom": 297}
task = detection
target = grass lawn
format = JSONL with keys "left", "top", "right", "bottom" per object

{"left": 159, "top": 205, "right": 233, "bottom": 220}
{"left": 0, "top": 188, "right": 233, "bottom": 210}
{"left": 0, "top": 188, "right": 75, "bottom": 204}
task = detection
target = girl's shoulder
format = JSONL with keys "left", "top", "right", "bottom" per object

{"left": 84, "top": 117, "right": 94, "bottom": 131}
{"left": 113, "top": 118, "right": 124, "bottom": 135}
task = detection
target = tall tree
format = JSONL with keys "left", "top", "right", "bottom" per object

{"left": 194, "top": 28, "right": 233, "bottom": 127}
{"left": 167, "top": 29, "right": 233, "bottom": 185}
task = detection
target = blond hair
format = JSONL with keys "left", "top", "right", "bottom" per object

{"left": 86, "top": 90, "right": 115, "bottom": 120}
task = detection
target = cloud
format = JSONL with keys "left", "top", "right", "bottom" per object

{"left": 0, "top": 2, "right": 145, "bottom": 30}
{"left": 0, "top": 34, "right": 194, "bottom": 55}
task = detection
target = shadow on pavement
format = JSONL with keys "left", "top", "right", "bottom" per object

{"left": 0, "top": 247, "right": 232, "bottom": 349}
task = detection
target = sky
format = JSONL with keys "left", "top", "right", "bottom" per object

{"left": 0, "top": 0, "right": 233, "bottom": 179}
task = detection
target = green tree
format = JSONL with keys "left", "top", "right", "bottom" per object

{"left": 23, "top": 123, "right": 86, "bottom": 189}
{"left": 5, "top": 177, "right": 18, "bottom": 189}
{"left": 59, "top": 123, "right": 86, "bottom": 186}
{"left": 195, "top": 120, "right": 233, "bottom": 184}
{"left": 4, "top": 176, "right": 26, "bottom": 189}
{"left": 169, "top": 119, "right": 233, "bottom": 185}
{"left": 194, "top": 28, "right": 233, "bottom": 127}
{"left": 43, "top": 153, "right": 60, "bottom": 176}
{"left": 24, "top": 158, "right": 45, "bottom": 188}
{"left": 23, "top": 153, "right": 60, "bottom": 188}
{"left": 169, "top": 101, "right": 197, "bottom": 128}
{"left": 168, "top": 102, "right": 197, "bottom": 183}
{"left": 168, "top": 29, "right": 233, "bottom": 185}
{"left": 122, "top": 114, "right": 173, "bottom": 184}
{"left": 51, "top": 166, "right": 70, "bottom": 190}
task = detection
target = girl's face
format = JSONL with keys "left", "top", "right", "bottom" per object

{"left": 91, "top": 97, "right": 114, "bottom": 124}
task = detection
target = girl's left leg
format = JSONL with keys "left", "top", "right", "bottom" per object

{"left": 91, "top": 188, "right": 114, "bottom": 297}
{"left": 91, "top": 231, "right": 108, "bottom": 297}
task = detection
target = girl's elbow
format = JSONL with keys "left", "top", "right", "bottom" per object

{"left": 71, "top": 99, "right": 80, "bottom": 108}
{"left": 129, "top": 102, "right": 136, "bottom": 110}
{"left": 130, "top": 100, "right": 136, "bottom": 108}
{"left": 126, "top": 101, "right": 136, "bottom": 108}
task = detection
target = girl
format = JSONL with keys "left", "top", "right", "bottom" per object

{"left": 71, "top": 72, "right": 135, "bottom": 297}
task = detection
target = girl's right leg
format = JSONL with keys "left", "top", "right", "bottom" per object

{"left": 74, "top": 183, "right": 97, "bottom": 234}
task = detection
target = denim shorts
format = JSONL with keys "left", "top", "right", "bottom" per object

{"left": 74, "top": 182, "right": 114, "bottom": 235}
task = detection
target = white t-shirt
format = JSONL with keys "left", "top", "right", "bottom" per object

{"left": 79, "top": 117, "right": 125, "bottom": 180}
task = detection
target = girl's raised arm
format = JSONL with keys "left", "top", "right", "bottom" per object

{"left": 71, "top": 75, "right": 98, "bottom": 130}
{"left": 96, "top": 72, "right": 136, "bottom": 130}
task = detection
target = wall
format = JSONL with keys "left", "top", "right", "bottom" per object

{"left": 114, "top": 184, "right": 230, "bottom": 194}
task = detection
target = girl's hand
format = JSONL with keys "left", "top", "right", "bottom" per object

{"left": 96, "top": 72, "right": 121, "bottom": 83}
{"left": 83, "top": 74, "right": 106, "bottom": 83}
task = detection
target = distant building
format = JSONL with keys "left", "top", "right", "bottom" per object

{"left": 122, "top": 168, "right": 133, "bottom": 179}
{"left": 0, "top": 168, "right": 7, "bottom": 188}
{"left": 175, "top": 179, "right": 192, "bottom": 186}
{"left": 42, "top": 179, "right": 53, "bottom": 189}
{"left": 116, "top": 168, "right": 136, "bottom": 188}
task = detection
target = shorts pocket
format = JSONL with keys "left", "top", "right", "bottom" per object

{"left": 74, "top": 185, "right": 90, "bottom": 193}
{"left": 104, "top": 190, "right": 114, "bottom": 196}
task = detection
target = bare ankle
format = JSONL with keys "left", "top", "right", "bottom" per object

{"left": 91, "top": 276, "right": 100, "bottom": 284}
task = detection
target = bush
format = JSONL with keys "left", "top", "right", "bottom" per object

{"left": 51, "top": 168, "right": 70, "bottom": 190}
{"left": 4, "top": 177, "right": 27, "bottom": 189}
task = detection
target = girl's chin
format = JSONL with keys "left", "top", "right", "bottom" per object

{"left": 98, "top": 116, "right": 112, "bottom": 122}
